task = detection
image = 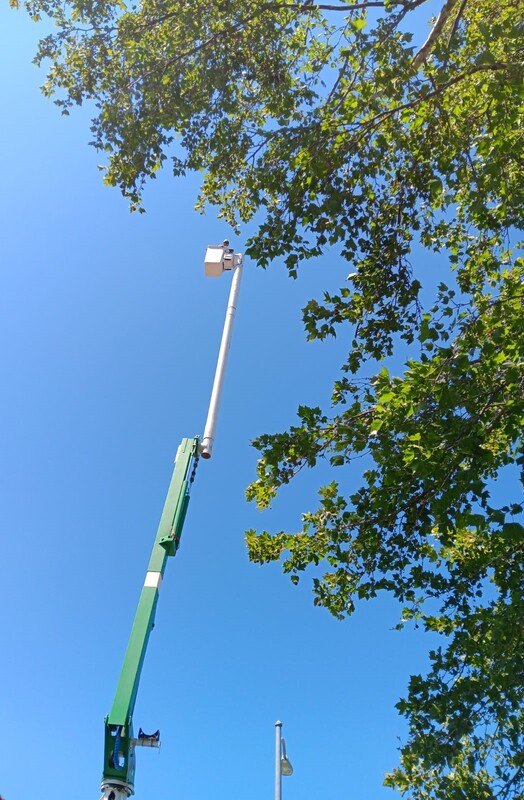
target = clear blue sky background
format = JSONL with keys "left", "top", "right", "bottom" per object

{"left": 0, "top": 5, "right": 447, "bottom": 800}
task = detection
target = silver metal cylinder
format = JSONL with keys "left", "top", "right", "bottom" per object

{"left": 275, "top": 720, "right": 282, "bottom": 800}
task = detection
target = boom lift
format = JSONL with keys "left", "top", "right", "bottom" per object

{"left": 100, "top": 243, "right": 243, "bottom": 800}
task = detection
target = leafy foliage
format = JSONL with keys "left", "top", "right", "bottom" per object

{"left": 13, "top": 0, "right": 524, "bottom": 796}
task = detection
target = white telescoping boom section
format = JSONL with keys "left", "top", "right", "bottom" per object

{"left": 201, "top": 240, "right": 243, "bottom": 459}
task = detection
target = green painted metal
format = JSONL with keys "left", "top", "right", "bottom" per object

{"left": 102, "top": 436, "right": 200, "bottom": 794}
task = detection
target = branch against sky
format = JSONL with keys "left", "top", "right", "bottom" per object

{"left": 412, "top": 0, "right": 460, "bottom": 67}
{"left": 12, "top": 0, "right": 524, "bottom": 797}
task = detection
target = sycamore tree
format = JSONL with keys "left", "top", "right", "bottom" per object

{"left": 12, "top": 0, "right": 524, "bottom": 796}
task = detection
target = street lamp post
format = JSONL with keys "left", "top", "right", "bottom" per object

{"left": 275, "top": 721, "right": 293, "bottom": 800}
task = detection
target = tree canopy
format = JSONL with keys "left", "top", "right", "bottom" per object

{"left": 13, "top": 0, "right": 524, "bottom": 797}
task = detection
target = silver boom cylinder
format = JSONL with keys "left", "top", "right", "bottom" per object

{"left": 200, "top": 257, "right": 243, "bottom": 459}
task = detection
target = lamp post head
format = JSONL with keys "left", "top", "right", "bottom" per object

{"left": 281, "top": 756, "right": 293, "bottom": 777}
{"left": 281, "top": 738, "right": 293, "bottom": 776}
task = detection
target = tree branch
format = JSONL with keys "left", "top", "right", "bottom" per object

{"left": 447, "top": 0, "right": 469, "bottom": 46}
{"left": 271, "top": 1, "right": 386, "bottom": 8}
{"left": 412, "top": 0, "right": 459, "bottom": 69}
{"left": 278, "top": 0, "right": 430, "bottom": 18}
{"left": 352, "top": 61, "right": 511, "bottom": 139}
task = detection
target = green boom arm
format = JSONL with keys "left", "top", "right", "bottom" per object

{"left": 101, "top": 436, "right": 200, "bottom": 799}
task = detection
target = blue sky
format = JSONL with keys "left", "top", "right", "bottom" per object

{"left": 0, "top": 5, "right": 446, "bottom": 800}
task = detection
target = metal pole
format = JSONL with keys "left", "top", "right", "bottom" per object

{"left": 275, "top": 720, "right": 282, "bottom": 800}
{"left": 200, "top": 261, "right": 243, "bottom": 459}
